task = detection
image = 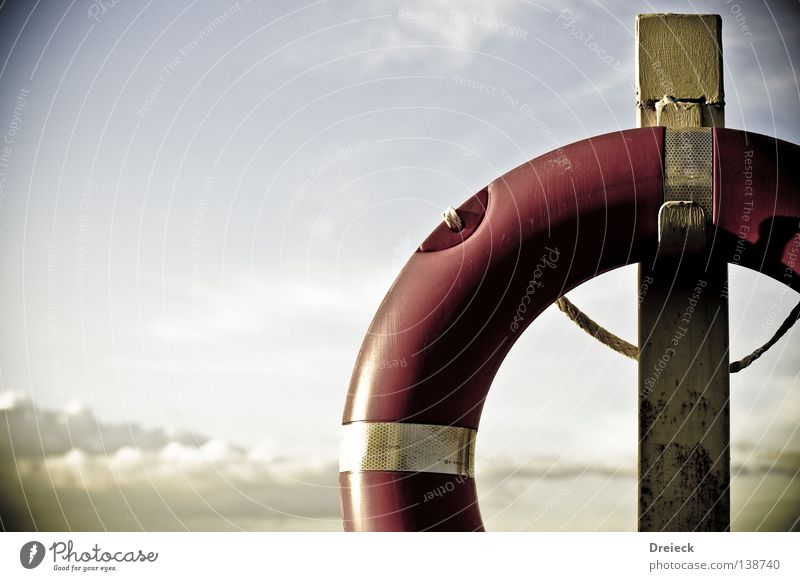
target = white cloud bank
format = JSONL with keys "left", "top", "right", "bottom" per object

{"left": 1, "top": 391, "right": 797, "bottom": 531}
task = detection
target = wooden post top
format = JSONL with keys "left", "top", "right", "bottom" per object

{"left": 636, "top": 14, "right": 724, "bottom": 128}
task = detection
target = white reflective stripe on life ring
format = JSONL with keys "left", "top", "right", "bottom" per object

{"left": 663, "top": 128, "right": 713, "bottom": 214}
{"left": 339, "top": 421, "right": 476, "bottom": 477}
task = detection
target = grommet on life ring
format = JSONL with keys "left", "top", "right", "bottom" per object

{"left": 339, "top": 127, "right": 800, "bottom": 531}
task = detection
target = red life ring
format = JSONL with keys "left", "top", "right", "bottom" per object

{"left": 339, "top": 127, "right": 800, "bottom": 531}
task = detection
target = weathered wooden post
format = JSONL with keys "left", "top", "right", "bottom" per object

{"left": 636, "top": 13, "right": 730, "bottom": 531}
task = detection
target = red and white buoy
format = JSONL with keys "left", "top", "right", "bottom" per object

{"left": 339, "top": 127, "right": 800, "bottom": 531}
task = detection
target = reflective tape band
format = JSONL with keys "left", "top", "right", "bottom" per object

{"left": 663, "top": 128, "right": 713, "bottom": 216}
{"left": 339, "top": 421, "right": 476, "bottom": 478}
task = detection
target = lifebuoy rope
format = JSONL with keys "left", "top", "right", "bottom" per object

{"left": 441, "top": 206, "right": 464, "bottom": 231}
{"left": 729, "top": 299, "right": 800, "bottom": 372}
{"left": 556, "top": 294, "right": 800, "bottom": 373}
{"left": 554, "top": 296, "right": 639, "bottom": 360}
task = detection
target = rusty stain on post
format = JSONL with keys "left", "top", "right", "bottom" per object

{"left": 637, "top": 13, "right": 730, "bottom": 531}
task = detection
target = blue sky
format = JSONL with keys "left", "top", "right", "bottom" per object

{"left": 0, "top": 0, "right": 798, "bottom": 530}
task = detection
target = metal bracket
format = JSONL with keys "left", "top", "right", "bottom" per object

{"left": 657, "top": 201, "right": 707, "bottom": 256}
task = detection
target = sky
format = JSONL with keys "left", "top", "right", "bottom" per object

{"left": 0, "top": 0, "right": 798, "bottom": 531}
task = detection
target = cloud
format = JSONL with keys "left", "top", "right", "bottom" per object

{"left": 323, "top": 0, "right": 546, "bottom": 70}
{"left": 0, "top": 391, "right": 797, "bottom": 531}
{"left": 0, "top": 392, "right": 340, "bottom": 531}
